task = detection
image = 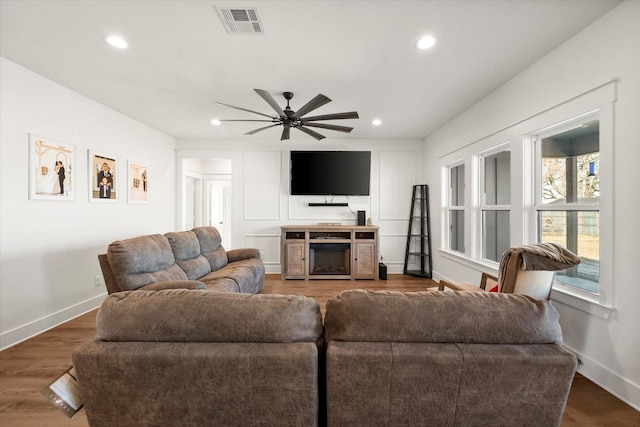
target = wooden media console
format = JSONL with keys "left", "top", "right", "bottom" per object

{"left": 281, "top": 225, "right": 379, "bottom": 280}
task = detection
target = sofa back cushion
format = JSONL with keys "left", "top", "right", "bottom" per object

{"left": 165, "top": 230, "right": 212, "bottom": 280}
{"left": 97, "top": 289, "right": 323, "bottom": 345}
{"left": 106, "top": 234, "right": 187, "bottom": 291}
{"left": 324, "top": 290, "right": 563, "bottom": 345}
{"left": 192, "top": 226, "right": 228, "bottom": 271}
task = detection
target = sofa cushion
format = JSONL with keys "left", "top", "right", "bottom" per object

{"left": 165, "top": 231, "right": 212, "bottom": 280}
{"left": 199, "top": 258, "right": 265, "bottom": 294}
{"left": 96, "top": 290, "right": 323, "bottom": 345}
{"left": 192, "top": 227, "right": 228, "bottom": 271}
{"left": 106, "top": 234, "right": 188, "bottom": 291}
{"left": 324, "top": 290, "right": 563, "bottom": 345}
{"left": 139, "top": 280, "right": 207, "bottom": 292}
{"left": 200, "top": 277, "right": 240, "bottom": 293}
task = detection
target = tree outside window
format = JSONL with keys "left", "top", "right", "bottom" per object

{"left": 538, "top": 117, "right": 600, "bottom": 293}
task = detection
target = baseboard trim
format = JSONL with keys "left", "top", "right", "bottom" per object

{"left": 564, "top": 343, "right": 640, "bottom": 411}
{"left": 0, "top": 293, "right": 106, "bottom": 351}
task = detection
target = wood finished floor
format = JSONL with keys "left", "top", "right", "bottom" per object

{"left": 1, "top": 274, "right": 638, "bottom": 426}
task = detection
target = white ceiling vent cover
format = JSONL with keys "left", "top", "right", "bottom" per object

{"left": 215, "top": 7, "right": 264, "bottom": 34}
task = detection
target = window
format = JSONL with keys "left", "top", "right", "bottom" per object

{"left": 447, "top": 164, "right": 465, "bottom": 253}
{"left": 479, "top": 148, "right": 511, "bottom": 262}
{"left": 535, "top": 114, "right": 600, "bottom": 293}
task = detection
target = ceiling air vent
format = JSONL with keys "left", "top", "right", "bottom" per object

{"left": 215, "top": 6, "right": 264, "bottom": 34}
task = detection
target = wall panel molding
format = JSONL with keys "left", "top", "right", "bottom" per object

{"left": 244, "top": 151, "right": 281, "bottom": 220}
{"left": 379, "top": 151, "right": 417, "bottom": 220}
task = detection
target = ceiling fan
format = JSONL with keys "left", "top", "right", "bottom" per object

{"left": 215, "top": 89, "right": 359, "bottom": 141}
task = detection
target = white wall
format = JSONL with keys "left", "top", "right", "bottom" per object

{"left": 0, "top": 58, "right": 177, "bottom": 349}
{"left": 423, "top": 1, "right": 640, "bottom": 408}
{"left": 176, "top": 138, "right": 424, "bottom": 274}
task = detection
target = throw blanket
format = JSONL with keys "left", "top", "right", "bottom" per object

{"left": 498, "top": 242, "right": 581, "bottom": 292}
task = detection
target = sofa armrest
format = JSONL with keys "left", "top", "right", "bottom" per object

{"left": 139, "top": 280, "right": 207, "bottom": 292}
{"left": 438, "top": 280, "right": 482, "bottom": 292}
{"left": 226, "top": 248, "right": 261, "bottom": 262}
{"left": 98, "top": 254, "right": 121, "bottom": 294}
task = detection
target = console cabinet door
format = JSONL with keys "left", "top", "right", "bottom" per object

{"left": 284, "top": 242, "right": 306, "bottom": 279}
{"left": 353, "top": 242, "right": 376, "bottom": 279}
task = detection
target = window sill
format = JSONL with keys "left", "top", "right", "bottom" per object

{"left": 550, "top": 287, "right": 615, "bottom": 320}
{"left": 439, "top": 248, "right": 615, "bottom": 320}
{"left": 439, "top": 248, "right": 500, "bottom": 276}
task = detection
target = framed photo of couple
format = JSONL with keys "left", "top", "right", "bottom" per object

{"left": 28, "top": 134, "right": 76, "bottom": 201}
{"left": 127, "top": 160, "right": 148, "bottom": 204}
{"left": 89, "top": 151, "right": 118, "bottom": 202}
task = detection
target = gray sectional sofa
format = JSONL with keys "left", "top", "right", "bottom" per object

{"left": 98, "top": 226, "right": 264, "bottom": 294}
{"left": 72, "top": 288, "right": 577, "bottom": 426}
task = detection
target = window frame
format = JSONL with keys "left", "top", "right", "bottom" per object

{"left": 477, "top": 144, "right": 512, "bottom": 263}
{"left": 444, "top": 161, "right": 466, "bottom": 254}
{"left": 527, "top": 107, "right": 613, "bottom": 314}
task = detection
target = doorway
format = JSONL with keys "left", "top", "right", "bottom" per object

{"left": 181, "top": 158, "right": 232, "bottom": 246}
{"left": 185, "top": 176, "right": 202, "bottom": 229}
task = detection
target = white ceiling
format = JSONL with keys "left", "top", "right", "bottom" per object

{"left": 0, "top": 0, "right": 621, "bottom": 141}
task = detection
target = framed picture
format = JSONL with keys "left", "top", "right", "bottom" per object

{"left": 89, "top": 151, "right": 117, "bottom": 202}
{"left": 29, "top": 134, "right": 75, "bottom": 201}
{"left": 128, "top": 160, "right": 148, "bottom": 204}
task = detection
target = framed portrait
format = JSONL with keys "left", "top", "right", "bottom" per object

{"left": 128, "top": 160, "right": 148, "bottom": 204}
{"left": 89, "top": 151, "right": 117, "bottom": 202}
{"left": 29, "top": 134, "right": 75, "bottom": 201}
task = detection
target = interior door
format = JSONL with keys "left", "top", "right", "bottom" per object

{"left": 185, "top": 176, "right": 200, "bottom": 229}
{"left": 206, "top": 178, "right": 232, "bottom": 247}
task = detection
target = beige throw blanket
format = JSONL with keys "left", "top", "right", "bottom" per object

{"left": 498, "top": 242, "right": 581, "bottom": 292}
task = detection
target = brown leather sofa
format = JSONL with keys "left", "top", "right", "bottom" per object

{"left": 73, "top": 289, "right": 324, "bottom": 426}
{"left": 73, "top": 289, "right": 577, "bottom": 426}
{"left": 324, "top": 290, "right": 578, "bottom": 426}
{"left": 98, "top": 226, "right": 264, "bottom": 294}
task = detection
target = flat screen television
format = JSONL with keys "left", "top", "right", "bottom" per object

{"left": 290, "top": 151, "right": 371, "bottom": 196}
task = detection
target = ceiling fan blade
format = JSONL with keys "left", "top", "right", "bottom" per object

{"left": 219, "top": 119, "right": 275, "bottom": 122}
{"left": 301, "top": 111, "right": 359, "bottom": 121}
{"left": 297, "top": 126, "right": 326, "bottom": 141}
{"left": 281, "top": 125, "right": 291, "bottom": 141}
{"left": 214, "top": 102, "right": 274, "bottom": 119}
{"left": 245, "top": 124, "right": 280, "bottom": 135}
{"left": 254, "top": 89, "right": 286, "bottom": 117}
{"left": 300, "top": 122, "right": 353, "bottom": 133}
{"left": 295, "top": 94, "right": 332, "bottom": 118}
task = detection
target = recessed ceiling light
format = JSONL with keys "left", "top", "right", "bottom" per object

{"left": 415, "top": 35, "right": 436, "bottom": 50}
{"left": 372, "top": 119, "right": 382, "bottom": 126}
{"left": 210, "top": 119, "right": 221, "bottom": 126}
{"left": 103, "top": 35, "right": 128, "bottom": 49}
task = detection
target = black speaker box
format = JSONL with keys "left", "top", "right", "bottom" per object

{"left": 357, "top": 210, "right": 366, "bottom": 226}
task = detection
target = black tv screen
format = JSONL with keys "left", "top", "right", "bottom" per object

{"left": 290, "top": 151, "right": 371, "bottom": 196}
